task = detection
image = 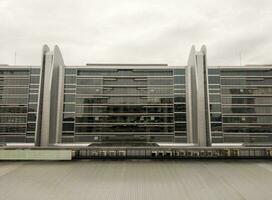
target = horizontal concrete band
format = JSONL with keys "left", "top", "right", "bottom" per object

{"left": 0, "top": 150, "right": 72, "bottom": 160}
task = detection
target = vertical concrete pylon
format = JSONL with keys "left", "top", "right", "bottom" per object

{"left": 187, "top": 45, "right": 211, "bottom": 146}
{"left": 35, "top": 45, "right": 65, "bottom": 146}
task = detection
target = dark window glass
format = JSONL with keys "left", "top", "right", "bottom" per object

{"left": 62, "top": 123, "right": 74, "bottom": 131}
{"left": 210, "top": 113, "right": 222, "bottom": 122}
{"left": 208, "top": 69, "right": 220, "bottom": 75}
{"left": 30, "top": 84, "right": 39, "bottom": 89}
{"left": 28, "top": 104, "right": 37, "bottom": 112}
{"left": 221, "top": 77, "right": 272, "bottom": 85}
{"left": 174, "top": 89, "right": 186, "bottom": 94}
{"left": 0, "top": 126, "right": 26, "bottom": 133}
{"left": 222, "top": 106, "right": 272, "bottom": 113}
{"left": 0, "top": 87, "right": 28, "bottom": 95}
{"left": 174, "top": 113, "right": 186, "bottom": 121}
{"left": 223, "top": 125, "right": 272, "bottom": 133}
{"left": 30, "top": 76, "right": 39, "bottom": 84}
{"left": 0, "top": 97, "right": 28, "bottom": 104}
{"left": 0, "top": 106, "right": 27, "bottom": 113}
{"left": 30, "top": 69, "right": 40, "bottom": 74}
{"left": 64, "top": 76, "right": 76, "bottom": 84}
{"left": 29, "top": 94, "right": 38, "bottom": 102}
{"left": 27, "top": 113, "right": 36, "bottom": 121}
{"left": 210, "top": 104, "right": 221, "bottom": 112}
{"left": 27, "top": 123, "right": 36, "bottom": 131}
{"left": 75, "top": 125, "right": 174, "bottom": 133}
{"left": 174, "top": 69, "right": 185, "bottom": 75}
{"left": 64, "top": 94, "right": 75, "bottom": 102}
{"left": 175, "top": 123, "right": 187, "bottom": 131}
{"left": 64, "top": 104, "right": 75, "bottom": 112}
{"left": 65, "top": 69, "right": 76, "bottom": 75}
{"left": 209, "top": 95, "right": 221, "bottom": 102}
{"left": 64, "top": 84, "right": 76, "bottom": 89}
{"left": 174, "top": 96, "right": 185, "bottom": 103}
{"left": 77, "top": 78, "right": 102, "bottom": 86}
{"left": 63, "top": 113, "right": 75, "bottom": 121}
{"left": 221, "top": 70, "right": 272, "bottom": 77}
{"left": 174, "top": 77, "right": 185, "bottom": 84}
{"left": 211, "top": 123, "right": 222, "bottom": 131}
{"left": 0, "top": 70, "right": 29, "bottom": 75}
{"left": 0, "top": 78, "right": 29, "bottom": 85}
{"left": 174, "top": 104, "right": 186, "bottom": 112}
{"left": 208, "top": 76, "right": 220, "bottom": 84}
{"left": 0, "top": 116, "right": 26, "bottom": 123}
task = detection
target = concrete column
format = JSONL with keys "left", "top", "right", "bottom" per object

{"left": 187, "top": 45, "right": 211, "bottom": 146}
{"left": 35, "top": 45, "right": 65, "bottom": 146}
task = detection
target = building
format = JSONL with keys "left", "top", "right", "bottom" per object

{"left": 0, "top": 45, "right": 271, "bottom": 147}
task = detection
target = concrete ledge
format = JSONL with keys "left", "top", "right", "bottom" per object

{"left": 0, "top": 150, "right": 72, "bottom": 160}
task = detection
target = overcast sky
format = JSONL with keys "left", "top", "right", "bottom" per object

{"left": 0, "top": 0, "right": 272, "bottom": 66}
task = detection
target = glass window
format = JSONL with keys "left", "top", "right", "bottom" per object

{"left": 0, "top": 126, "right": 26, "bottom": 133}
{"left": 30, "top": 76, "right": 40, "bottom": 84}
{"left": 174, "top": 104, "right": 186, "bottom": 112}
{"left": 77, "top": 78, "right": 102, "bottom": 86}
{"left": 64, "top": 94, "right": 75, "bottom": 102}
{"left": 174, "top": 69, "right": 185, "bottom": 75}
{"left": 174, "top": 77, "right": 185, "bottom": 84}
{"left": 29, "top": 94, "right": 38, "bottom": 102}
{"left": 211, "top": 123, "right": 222, "bottom": 131}
{"left": 210, "top": 104, "right": 221, "bottom": 112}
{"left": 174, "top": 96, "right": 185, "bottom": 103}
{"left": 65, "top": 69, "right": 76, "bottom": 75}
{"left": 30, "top": 69, "right": 40, "bottom": 75}
{"left": 208, "top": 69, "right": 220, "bottom": 75}
{"left": 208, "top": 76, "right": 220, "bottom": 84}
{"left": 209, "top": 95, "right": 221, "bottom": 102}
{"left": 175, "top": 123, "right": 187, "bottom": 131}
{"left": 210, "top": 113, "right": 222, "bottom": 122}
{"left": 64, "top": 76, "right": 76, "bottom": 84}
{"left": 62, "top": 123, "right": 74, "bottom": 131}
{"left": 175, "top": 113, "right": 186, "bottom": 121}
{"left": 63, "top": 113, "right": 75, "bottom": 121}
{"left": 28, "top": 104, "right": 37, "bottom": 112}
{"left": 27, "top": 113, "right": 36, "bottom": 121}
{"left": 0, "top": 97, "right": 28, "bottom": 104}
{"left": 0, "top": 116, "right": 26, "bottom": 123}
{"left": 0, "top": 106, "right": 27, "bottom": 113}
{"left": 27, "top": 123, "right": 36, "bottom": 131}
{"left": 63, "top": 104, "right": 75, "bottom": 112}
{"left": 0, "top": 70, "right": 29, "bottom": 75}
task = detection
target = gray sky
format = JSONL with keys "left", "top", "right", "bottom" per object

{"left": 0, "top": 0, "right": 272, "bottom": 66}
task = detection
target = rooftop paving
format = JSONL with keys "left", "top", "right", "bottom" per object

{"left": 0, "top": 160, "right": 272, "bottom": 200}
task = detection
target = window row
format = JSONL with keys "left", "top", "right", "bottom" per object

{"left": 222, "top": 106, "right": 272, "bottom": 113}
{"left": 223, "top": 116, "right": 272, "bottom": 123}
{"left": 75, "top": 116, "right": 174, "bottom": 123}
{"left": 73, "top": 126, "right": 175, "bottom": 133}
{"left": 0, "top": 116, "right": 27, "bottom": 123}
{"left": 77, "top": 69, "right": 173, "bottom": 76}
{"left": 76, "top": 87, "right": 174, "bottom": 95}
{"left": 222, "top": 97, "right": 272, "bottom": 105}
{"left": 220, "top": 70, "right": 272, "bottom": 77}
{"left": 74, "top": 97, "right": 174, "bottom": 105}
{"left": 73, "top": 105, "right": 175, "bottom": 114}
{"left": 0, "top": 78, "right": 29, "bottom": 85}
{"left": 222, "top": 88, "right": 272, "bottom": 95}
{"left": 0, "top": 126, "right": 26, "bottom": 133}
{"left": 221, "top": 77, "right": 272, "bottom": 86}
{"left": 223, "top": 126, "right": 272, "bottom": 133}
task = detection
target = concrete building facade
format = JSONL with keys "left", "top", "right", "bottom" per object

{"left": 0, "top": 45, "right": 271, "bottom": 147}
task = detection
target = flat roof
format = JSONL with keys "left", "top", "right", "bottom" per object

{"left": 1, "top": 160, "right": 272, "bottom": 200}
